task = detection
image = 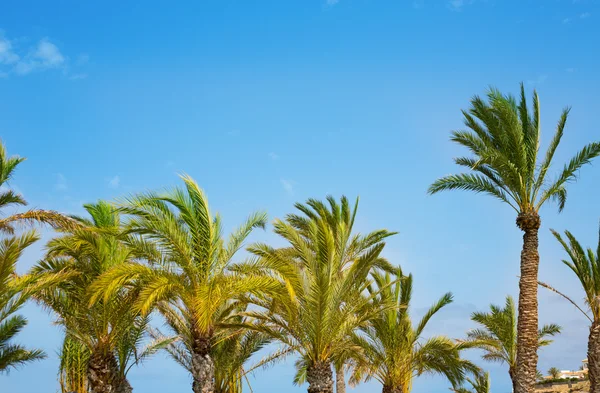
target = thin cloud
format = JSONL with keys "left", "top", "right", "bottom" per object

{"left": 268, "top": 152, "right": 279, "bottom": 161}
{"left": 0, "top": 31, "right": 88, "bottom": 78}
{"left": 580, "top": 12, "right": 591, "bottom": 19}
{"left": 281, "top": 179, "right": 294, "bottom": 195}
{"left": 326, "top": 0, "right": 339, "bottom": 5}
{"left": 107, "top": 175, "right": 120, "bottom": 189}
{"left": 566, "top": 67, "right": 576, "bottom": 73}
{"left": 448, "top": 0, "right": 474, "bottom": 11}
{"left": 54, "top": 173, "right": 68, "bottom": 191}
{"left": 527, "top": 74, "right": 548, "bottom": 86}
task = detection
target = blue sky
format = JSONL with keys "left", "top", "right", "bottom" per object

{"left": 1, "top": 0, "right": 600, "bottom": 392}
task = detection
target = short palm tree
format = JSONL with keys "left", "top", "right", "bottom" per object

{"left": 150, "top": 303, "right": 271, "bottom": 393}
{"left": 30, "top": 201, "right": 167, "bottom": 393}
{"left": 550, "top": 227, "right": 600, "bottom": 392}
{"left": 463, "top": 296, "right": 560, "bottom": 392}
{"left": 90, "top": 175, "right": 272, "bottom": 393}
{"left": 428, "top": 84, "right": 600, "bottom": 393}
{"left": 351, "top": 271, "right": 476, "bottom": 393}
{"left": 548, "top": 367, "right": 561, "bottom": 380}
{"left": 243, "top": 196, "right": 397, "bottom": 393}
{"left": 452, "top": 371, "right": 491, "bottom": 393}
{"left": 0, "top": 231, "right": 46, "bottom": 373}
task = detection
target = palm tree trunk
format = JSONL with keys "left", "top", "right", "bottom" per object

{"left": 589, "top": 321, "right": 600, "bottom": 393}
{"left": 88, "top": 351, "right": 131, "bottom": 393}
{"left": 307, "top": 361, "right": 334, "bottom": 393}
{"left": 509, "top": 366, "right": 517, "bottom": 393}
{"left": 515, "top": 212, "right": 541, "bottom": 393}
{"left": 381, "top": 385, "right": 402, "bottom": 393}
{"left": 335, "top": 365, "right": 346, "bottom": 393}
{"left": 191, "top": 336, "right": 215, "bottom": 393}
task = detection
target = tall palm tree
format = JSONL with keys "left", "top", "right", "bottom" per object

{"left": 551, "top": 227, "right": 600, "bottom": 392}
{"left": 30, "top": 201, "right": 167, "bottom": 393}
{"left": 428, "top": 84, "right": 600, "bottom": 393}
{"left": 463, "top": 296, "right": 560, "bottom": 392}
{"left": 242, "top": 196, "right": 397, "bottom": 393}
{"left": 0, "top": 231, "right": 46, "bottom": 373}
{"left": 89, "top": 175, "right": 272, "bottom": 393}
{"left": 452, "top": 371, "right": 491, "bottom": 393}
{"left": 350, "top": 271, "right": 476, "bottom": 393}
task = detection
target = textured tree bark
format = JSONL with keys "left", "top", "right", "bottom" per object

{"left": 191, "top": 336, "right": 215, "bottom": 393}
{"left": 509, "top": 366, "right": 517, "bottom": 393}
{"left": 88, "top": 351, "right": 131, "bottom": 393}
{"left": 589, "top": 321, "right": 600, "bottom": 393}
{"left": 307, "top": 361, "right": 334, "bottom": 393}
{"left": 381, "top": 384, "right": 403, "bottom": 393}
{"left": 335, "top": 365, "right": 346, "bottom": 393}
{"left": 515, "top": 212, "right": 541, "bottom": 393}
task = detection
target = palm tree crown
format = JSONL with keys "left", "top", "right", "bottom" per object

{"left": 243, "top": 196, "right": 397, "bottom": 393}
{"left": 351, "top": 271, "right": 476, "bottom": 393}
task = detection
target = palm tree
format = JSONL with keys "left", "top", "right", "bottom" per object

{"left": 550, "top": 227, "right": 600, "bottom": 392}
{"left": 30, "top": 201, "right": 168, "bottom": 393}
{"left": 150, "top": 304, "right": 271, "bottom": 393}
{"left": 463, "top": 296, "right": 560, "bottom": 392}
{"left": 350, "top": 271, "right": 476, "bottom": 393}
{"left": 242, "top": 196, "right": 397, "bottom": 393}
{"left": 0, "top": 232, "right": 46, "bottom": 373}
{"left": 428, "top": 84, "right": 600, "bottom": 393}
{"left": 58, "top": 335, "right": 90, "bottom": 393}
{"left": 89, "top": 175, "right": 272, "bottom": 393}
{"left": 548, "top": 367, "right": 561, "bottom": 380}
{"left": 0, "top": 140, "right": 77, "bottom": 233}
{"left": 452, "top": 372, "right": 491, "bottom": 393}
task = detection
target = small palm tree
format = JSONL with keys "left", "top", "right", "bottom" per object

{"left": 31, "top": 201, "right": 168, "bottom": 393}
{"left": 0, "top": 232, "right": 46, "bottom": 373}
{"left": 429, "top": 84, "right": 600, "bottom": 393}
{"left": 452, "top": 371, "right": 491, "bottom": 393}
{"left": 244, "top": 196, "right": 397, "bottom": 393}
{"left": 58, "top": 335, "right": 90, "bottom": 393}
{"left": 351, "top": 271, "right": 476, "bottom": 393}
{"left": 90, "top": 175, "right": 271, "bottom": 393}
{"left": 548, "top": 367, "right": 561, "bottom": 380}
{"left": 536, "top": 369, "right": 544, "bottom": 382}
{"left": 463, "top": 296, "right": 560, "bottom": 392}
{"left": 550, "top": 227, "right": 600, "bottom": 392}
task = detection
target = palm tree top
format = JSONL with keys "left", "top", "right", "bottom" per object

{"left": 428, "top": 84, "right": 600, "bottom": 223}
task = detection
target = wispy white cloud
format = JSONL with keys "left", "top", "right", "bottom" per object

{"left": 55, "top": 173, "right": 68, "bottom": 191}
{"left": 281, "top": 179, "right": 294, "bottom": 195}
{"left": 268, "top": 152, "right": 279, "bottom": 161}
{"left": 326, "top": 0, "right": 339, "bottom": 5}
{"left": 0, "top": 31, "right": 88, "bottom": 79}
{"left": 580, "top": 12, "right": 591, "bottom": 19}
{"left": 563, "top": 17, "right": 572, "bottom": 24}
{"left": 566, "top": 67, "right": 576, "bottom": 73}
{"left": 527, "top": 74, "right": 548, "bottom": 86}
{"left": 448, "top": 0, "right": 474, "bottom": 11}
{"left": 107, "top": 175, "right": 120, "bottom": 189}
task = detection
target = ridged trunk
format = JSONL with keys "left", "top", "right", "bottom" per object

{"left": 335, "top": 366, "right": 345, "bottom": 393}
{"left": 509, "top": 366, "right": 517, "bottom": 393}
{"left": 589, "top": 321, "right": 600, "bottom": 393}
{"left": 515, "top": 212, "right": 541, "bottom": 393}
{"left": 381, "top": 384, "right": 403, "bottom": 393}
{"left": 191, "top": 336, "right": 215, "bottom": 393}
{"left": 87, "top": 351, "right": 132, "bottom": 393}
{"left": 307, "top": 362, "right": 334, "bottom": 393}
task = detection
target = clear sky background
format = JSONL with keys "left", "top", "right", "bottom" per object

{"left": 1, "top": 0, "right": 599, "bottom": 392}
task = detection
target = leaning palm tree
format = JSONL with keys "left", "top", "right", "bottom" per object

{"left": 242, "top": 196, "right": 397, "bottom": 393}
{"left": 452, "top": 371, "right": 491, "bottom": 393}
{"left": 550, "top": 227, "right": 600, "bottom": 392}
{"left": 463, "top": 296, "right": 560, "bottom": 392}
{"left": 89, "top": 175, "right": 272, "bottom": 393}
{"left": 30, "top": 201, "right": 167, "bottom": 393}
{"left": 0, "top": 232, "right": 46, "bottom": 373}
{"left": 0, "top": 140, "right": 77, "bottom": 233}
{"left": 428, "top": 84, "right": 600, "bottom": 393}
{"left": 350, "top": 271, "right": 476, "bottom": 393}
